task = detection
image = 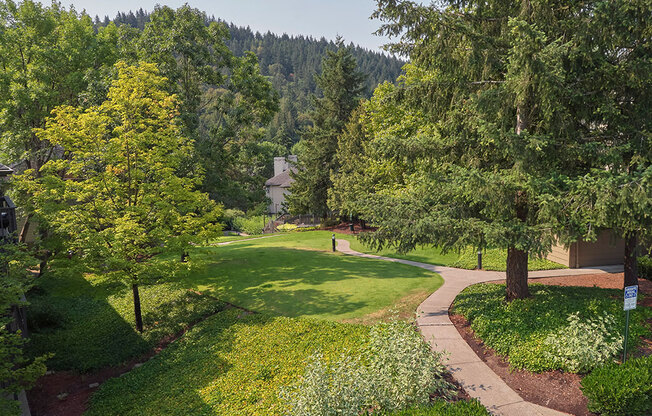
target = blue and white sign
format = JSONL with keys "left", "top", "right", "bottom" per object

{"left": 624, "top": 285, "right": 638, "bottom": 311}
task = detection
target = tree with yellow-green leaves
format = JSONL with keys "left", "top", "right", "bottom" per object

{"left": 21, "top": 62, "right": 222, "bottom": 332}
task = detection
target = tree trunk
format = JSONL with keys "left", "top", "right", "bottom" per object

{"left": 18, "top": 215, "right": 31, "bottom": 244}
{"left": 132, "top": 283, "right": 144, "bottom": 332}
{"left": 624, "top": 233, "right": 638, "bottom": 288}
{"left": 506, "top": 247, "right": 530, "bottom": 300}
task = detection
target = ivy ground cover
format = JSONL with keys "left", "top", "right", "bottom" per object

{"left": 26, "top": 264, "right": 226, "bottom": 372}
{"left": 452, "top": 283, "right": 652, "bottom": 373}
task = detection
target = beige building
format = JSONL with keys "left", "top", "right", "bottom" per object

{"left": 265, "top": 156, "right": 297, "bottom": 215}
{"left": 546, "top": 230, "right": 625, "bottom": 268}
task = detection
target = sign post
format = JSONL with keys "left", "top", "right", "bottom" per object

{"left": 623, "top": 285, "right": 638, "bottom": 363}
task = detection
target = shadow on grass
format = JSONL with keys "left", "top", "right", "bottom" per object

{"left": 26, "top": 266, "right": 225, "bottom": 372}
{"left": 189, "top": 245, "right": 439, "bottom": 319}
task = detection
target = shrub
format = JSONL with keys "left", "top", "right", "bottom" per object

{"left": 232, "top": 215, "right": 265, "bottom": 235}
{"left": 452, "top": 283, "right": 652, "bottom": 373}
{"left": 543, "top": 312, "right": 622, "bottom": 373}
{"left": 390, "top": 399, "right": 490, "bottom": 415}
{"left": 277, "top": 223, "right": 298, "bottom": 232}
{"left": 281, "top": 320, "right": 454, "bottom": 415}
{"left": 581, "top": 356, "right": 652, "bottom": 416}
{"left": 222, "top": 209, "right": 245, "bottom": 230}
{"left": 638, "top": 255, "right": 652, "bottom": 280}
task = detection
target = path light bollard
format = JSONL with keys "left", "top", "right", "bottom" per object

{"left": 332, "top": 234, "right": 336, "bottom": 252}
{"left": 477, "top": 249, "right": 482, "bottom": 270}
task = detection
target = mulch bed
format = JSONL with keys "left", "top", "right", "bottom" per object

{"left": 450, "top": 273, "right": 652, "bottom": 416}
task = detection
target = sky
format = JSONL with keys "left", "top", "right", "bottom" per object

{"left": 61, "top": 0, "right": 394, "bottom": 52}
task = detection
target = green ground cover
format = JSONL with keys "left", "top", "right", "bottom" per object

{"left": 87, "top": 310, "right": 370, "bottom": 416}
{"left": 391, "top": 400, "right": 490, "bottom": 415}
{"left": 187, "top": 231, "right": 443, "bottom": 321}
{"left": 341, "top": 235, "right": 566, "bottom": 271}
{"left": 452, "top": 283, "right": 652, "bottom": 373}
{"left": 26, "top": 268, "right": 226, "bottom": 372}
{"left": 27, "top": 231, "right": 443, "bottom": 371}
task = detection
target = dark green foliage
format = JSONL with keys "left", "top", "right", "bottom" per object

{"left": 286, "top": 40, "right": 366, "bottom": 216}
{"left": 86, "top": 310, "right": 369, "bottom": 416}
{"left": 336, "top": 0, "right": 651, "bottom": 300}
{"left": 638, "top": 255, "right": 652, "bottom": 280}
{"left": 0, "top": 243, "right": 47, "bottom": 415}
{"left": 390, "top": 400, "right": 490, "bottom": 416}
{"left": 452, "top": 283, "right": 652, "bottom": 372}
{"left": 26, "top": 265, "right": 225, "bottom": 372}
{"left": 581, "top": 356, "right": 652, "bottom": 416}
{"left": 99, "top": 12, "right": 405, "bottom": 147}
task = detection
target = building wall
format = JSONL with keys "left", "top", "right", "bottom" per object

{"left": 266, "top": 186, "right": 290, "bottom": 215}
{"left": 546, "top": 230, "right": 624, "bottom": 268}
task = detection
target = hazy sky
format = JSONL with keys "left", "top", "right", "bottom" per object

{"left": 61, "top": 0, "right": 393, "bottom": 52}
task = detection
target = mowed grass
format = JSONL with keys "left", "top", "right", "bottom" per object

{"left": 340, "top": 234, "right": 566, "bottom": 271}
{"left": 87, "top": 310, "right": 370, "bottom": 416}
{"left": 187, "top": 231, "right": 443, "bottom": 321}
{"left": 26, "top": 231, "right": 442, "bottom": 372}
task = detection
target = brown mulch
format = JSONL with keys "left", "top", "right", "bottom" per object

{"left": 451, "top": 273, "right": 652, "bottom": 416}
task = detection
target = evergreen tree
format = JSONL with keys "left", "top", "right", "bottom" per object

{"left": 286, "top": 39, "right": 365, "bottom": 217}
{"left": 341, "top": 0, "right": 641, "bottom": 300}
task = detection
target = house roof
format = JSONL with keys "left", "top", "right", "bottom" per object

{"left": 265, "top": 168, "right": 296, "bottom": 188}
{"left": 0, "top": 163, "right": 13, "bottom": 177}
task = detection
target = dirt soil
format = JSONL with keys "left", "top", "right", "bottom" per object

{"left": 451, "top": 273, "right": 652, "bottom": 416}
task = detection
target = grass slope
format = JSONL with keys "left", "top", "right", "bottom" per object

{"left": 87, "top": 310, "right": 369, "bottom": 416}
{"left": 452, "top": 283, "right": 652, "bottom": 373}
{"left": 186, "top": 231, "right": 443, "bottom": 321}
{"left": 341, "top": 235, "right": 566, "bottom": 271}
{"left": 27, "top": 231, "right": 442, "bottom": 371}
{"left": 27, "top": 268, "right": 225, "bottom": 372}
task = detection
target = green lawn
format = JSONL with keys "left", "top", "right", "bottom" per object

{"left": 452, "top": 283, "right": 652, "bottom": 373}
{"left": 340, "top": 234, "right": 566, "bottom": 271}
{"left": 188, "top": 231, "right": 443, "bottom": 321}
{"left": 27, "top": 231, "right": 443, "bottom": 371}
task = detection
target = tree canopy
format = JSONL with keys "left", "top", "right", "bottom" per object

{"left": 24, "top": 62, "right": 222, "bottom": 331}
{"left": 286, "top": 40, "right": 366, "bottom": 217}
{"left": 329, "top": 0, "right": 651, "bottom": 298}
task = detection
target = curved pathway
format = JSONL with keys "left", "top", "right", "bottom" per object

{"left": 336, "top": 239, "right": 623, "bottom": 416}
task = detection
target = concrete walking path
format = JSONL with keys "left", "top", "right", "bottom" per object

{"left": 336, "top": 239, "right": 623, "bottom": 416}
{"left": 216, "top": 235, "right": 282, "bottom": 246}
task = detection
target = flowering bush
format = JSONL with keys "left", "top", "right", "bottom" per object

{"left": 543, "top": 312, "right": 622, "bottom": 373}
{"left": 282, "top": 320, "right": 454, "bottom": 415}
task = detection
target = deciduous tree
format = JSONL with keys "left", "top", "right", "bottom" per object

{"left": 25, "top": 62, "right": 222, "bottom": 331}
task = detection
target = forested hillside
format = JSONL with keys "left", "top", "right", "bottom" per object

{"left": 99, "top": 9, "right": 405, "bottom": 146}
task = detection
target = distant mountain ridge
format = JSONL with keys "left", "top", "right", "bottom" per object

{"left": 96, "top": 8, "right": 405, "bottom": 146}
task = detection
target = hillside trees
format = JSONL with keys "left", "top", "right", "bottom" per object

{"left": 0, "top": 0, "right": 120, "bottom": 242}
{"left": 287, "top": 39, "right": 366, "bottom": 217}
{"left": 135, "top": 5, "right": 279, "bottom": 209}
{"left": 23, "top": 63, "right": 222, "bottom": 331}
{"left": 335, "top": 0, "right": 645, "bottom": 300}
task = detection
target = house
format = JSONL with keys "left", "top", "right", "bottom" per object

{"left": 265, "top": 156, "right": 297, "bottom": 215}
{"left": 546, "top": 230, "right": 624, "bottom": 268}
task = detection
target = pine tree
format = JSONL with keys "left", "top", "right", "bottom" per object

{"left": 341, "top": 0, "right": 646, "bottom": 300}
{"left": 286, "top": 39, "right": 365, "bottom": 217}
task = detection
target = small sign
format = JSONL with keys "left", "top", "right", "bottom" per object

{"left": 624, "top": 285, "right": 638, "bottom": 311}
